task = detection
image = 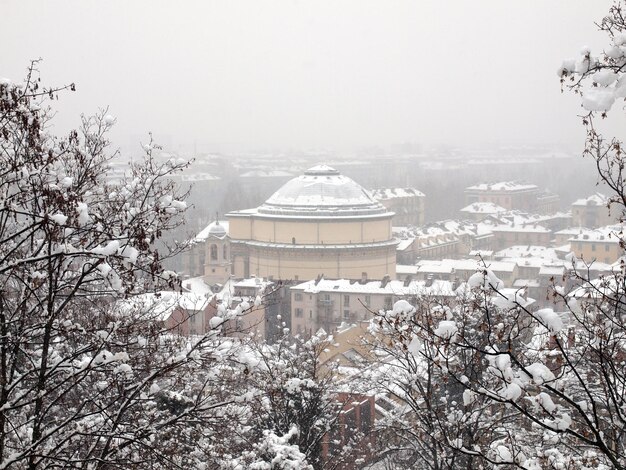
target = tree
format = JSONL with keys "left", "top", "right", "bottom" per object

{"left": 372, "top": 5, "right": 626, "bottom": 466}
{"left": 0, "top": 64, "right": 254, "bottom": 469}
{"left": 217, "top": 331, "right": 365, "bottom": 470}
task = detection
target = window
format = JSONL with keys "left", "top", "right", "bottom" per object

{"left": 322, "top": 293, "right": 331, "bottom": 301}
{"left": 343, "top": 310, "right": 350, "bottom": 320}
{"left": 210, "top": 244, "right": 218, "bottom": 260}
{"left": 189, "top": 314, "right": 196, "bottom": 325}
{"left": 309, "top": 310, "right": 313, "bottom": 319}
{"left": 364, "top": 295, "right": 371, "bottom": 307}
{"left": 592, "top": 244, "right": 597, "bottom": 252}
{"left": 223, "top": 245, "right": 228, "bottom": 259}
{"left": 384, "top": 296, "right": 393, "bottom": 310}
{"left": 292, "top": 237, "right": 296, "bottom": 244}
{"left": 294, "top": 293, "right": 303, "bottom": 301}
{"left": 605, "top": 244, "right": 610, "bottom": 252}
{"left": 295, "top": 308, "right": 304, "bottom": 318}
{"left": 344, "top": 295, "right": 350, "bottom": 307}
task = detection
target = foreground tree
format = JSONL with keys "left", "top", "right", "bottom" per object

{"left": 0, "top": 65, "right": 256, "bottom": 469}
{"left": 373, "top": 4, "right": 626, "bottom": 468}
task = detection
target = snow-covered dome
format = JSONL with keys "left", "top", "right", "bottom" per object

{"left": 208, "top": 220, "right": 227, "bottom": 238}
{"left": 195, "top": 220, "right": 228, "bottom": 241}
{"left": 257, "top": 165, "right": 387, "bottom": 217}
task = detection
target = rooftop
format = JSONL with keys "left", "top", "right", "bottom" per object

{"left": 572, "top": 192, "right": 609, "bottom": 206}
{"left": 466, "top": 181, "right": 539, "bottom": 192}
{"left": 255, "top": 165, "right": 390, "bottom": 218}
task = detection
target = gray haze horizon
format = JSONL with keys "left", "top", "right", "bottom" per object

{"left": 3, "top": 0, "right": 625, "bottom": 156}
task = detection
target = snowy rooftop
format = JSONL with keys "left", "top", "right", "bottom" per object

{"left": 460, "top": 202, "right": 507, "bottom": 214}
{"left": 495, "top": 245, "right": 559, "bottom": 260}
{"left": 370, "top": 187, "right": 425, "bottom": 200}
{"left": 117, "top": 291, "right": 211, "bottom": 322}
{"left": 572, "top": 192, "right": 609, "bottom": 206}
{"left": 415, "top": 259, "right": 517, "bottom": 273}
{"left": 194, "top": 220, "right": 229, "bottom": 241}
{"left": 291, "top": 278, "right": 456, "bottom": 297}
{"left": 466, "top": 181, "right": 539, "bottom": 192}
{"left": 569, "top": 226, "right": 622, "bottom": 243}
{"left": 394, "top": 219, "right": 495, "bottom": 241}
{"left": 180, "top": 173, "right": 221, "bottom": 182}
{"left": 254, "top": 165, "right": 390, "bottom": 218}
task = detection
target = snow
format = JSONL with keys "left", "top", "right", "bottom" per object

{"left": 462, "top": 389, "right": 475, "bottom": 406}
{"left": 614, "top": 32, "right": 626, "bottom": 46}
{"left": 582, "top": 87, "right": 615, "bottom": 112}
{"left": 434, "top": 320, "right": 457, "bottom": 340}
{"left": 557, "top": 59, "right": 576, "bottom": 77}
{"left": 118, "top": 245, "right": 139, "bottom": 264}
{"left": 593, "top": 69, "right": 618, "bottom": 86}
{"left": 60, "top": 177, "right": 73, "bottom": 188}
{"left": 468, "top": 269, "right": 503, "bottom": 290}
{"left": 50, "top": 213, "right": 68, "bottom": 225}
{"left": 500, "top": 382, "right": 523, "bottom": 401}
{"left": 523, "top": 363, "right": 555, "bottom": 385}
{"left": 76, "top": 202, "right": 91, "bottom": 226}
{"left": 492, "top": 445, "right": 513, "bottom": 464}
{"left": 535, "top": 392, "right": 556, "bottom": 413}
{"left": 92, "top": 240, "right": 121, "bottom": 256}
{"left": 535, "top": 308, "right": 564, "bottom": 333}
{"left": 466, "top": 181, "right": 538, "bottom": 192}
{"left": 392, "top": 299, "right": 415, "bottom": 316}
{"left": 103, "top": 114, "right": 115, "bottom": 126}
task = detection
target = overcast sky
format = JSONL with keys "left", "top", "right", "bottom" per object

{"left": 2, "top": 1, "right": 624, "bottom": 154}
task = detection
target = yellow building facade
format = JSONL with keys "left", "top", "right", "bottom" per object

{"left": 227, "top": 165, "right": 397, "bottom": 281}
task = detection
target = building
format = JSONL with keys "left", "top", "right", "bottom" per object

{"left": 460, "top": 202, "right": 507, "bottom": 221}
{"left": 393, "top": 220, "right": 493, "bottom": 263}
{"left": 569, "top": 226, "right": 623, "bottom": 264}
{"left": 571, "top": 193, "right": 614, "bottom": 228}
{"left": 182, "top": 220, "right": 231, "bottom": 286}
{"left": 370, "top": 187, "right": 425, "bottom": 226}
{"left": 290, "top": 277, "right": 455, "bottom": 337}
{"left": 465, "top": 181, "right": 541, "bottom": 212}
{"left": 226, "top": 165, "right": 397, "bottom": 281}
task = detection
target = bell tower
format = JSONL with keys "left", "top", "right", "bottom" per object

{"left": 204, "top": 219, "right": 231, "bottom": 286}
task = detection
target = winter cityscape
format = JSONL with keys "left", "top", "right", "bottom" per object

{"left": 3, "top": 1, "right": 626, "bottom": 469}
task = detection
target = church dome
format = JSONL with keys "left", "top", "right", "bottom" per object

{"left": 258, "top": 165, "right": 387, "bottom": 217}
{"left": 208, "top": 220, "right": 227, "bottom": 238}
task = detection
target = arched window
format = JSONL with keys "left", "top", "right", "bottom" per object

{"left": 223, "top": 244, "right": 228, "bottom": 260}
{"left": 210, "top": 244, "right": 218, "bottom": 261}
{"left": 292, "top": 237, "right": 296, "bottom": 244}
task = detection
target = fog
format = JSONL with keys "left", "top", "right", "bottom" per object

{"left": 3, "top": 0, "right": 624, "bottom": 154}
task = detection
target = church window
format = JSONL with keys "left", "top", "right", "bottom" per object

{"left": 210, "top": 244, "right": 218, "bottom": 260}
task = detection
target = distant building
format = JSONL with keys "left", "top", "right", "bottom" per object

{"left": 182, "top": 220, "right": 231, "bottom": 286}
{"left": 226, "top": 165, "right": 397, "bottom": 281}
{"left": 370, "top": 187, "right": 425, "bottom": 226}
{"left": 290, "top": 277, "right": 455, "bottom": 337}
{"left": 393, "top": 220, "right": 493, "bottom": 263}
{"left": 536, "top": 190, "right": 561, "bottom": 214}
{"left": 571, "top": 193, "right": 614, "bottom": 228}
{"left": 460, "top": 202, "right": 507, "bottom": 221}
{"left": 569, "top": 226, "right": 623, "bottom": 264}
{"left": 464, "top": 181, "right": 547, "bottom": 212}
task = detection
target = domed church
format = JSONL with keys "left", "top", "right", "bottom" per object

{"left": 226, "top": 165, "right": 396, "bottom": 281}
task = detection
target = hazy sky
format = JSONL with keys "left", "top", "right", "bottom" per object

{"left": 2, "top": 1, "right": 624, "bottom": 154}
